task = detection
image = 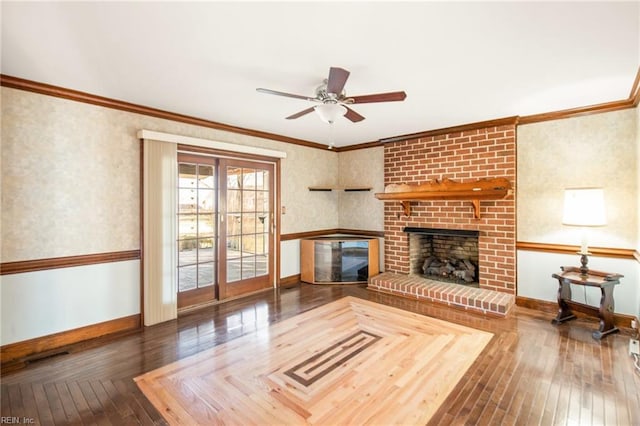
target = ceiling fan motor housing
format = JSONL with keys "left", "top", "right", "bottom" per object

{"left": 315, "top": 80, "right": 346, "bottom": 104}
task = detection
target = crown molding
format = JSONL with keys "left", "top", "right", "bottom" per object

{"left": 379, "top": 116, "right": 519, "bottom": 143}
{"left": 4, "top": 67, "right": 640, "bottom": 151}
{"left": 0, "top": 74, "right": 329, "bottom": 151}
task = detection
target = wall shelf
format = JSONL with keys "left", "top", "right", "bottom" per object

{"left": 374, "top": 177, "right": 511, "bottom": 218}
{"left": 308, "top": 186, "right": 372, "bottom": 192}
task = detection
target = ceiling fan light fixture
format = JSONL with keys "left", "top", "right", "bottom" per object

{"left": 314, "top": 103, "right": 347, "bottom": 124}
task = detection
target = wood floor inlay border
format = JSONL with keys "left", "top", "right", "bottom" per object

{"left": 135, "top": 296, "right": 493, "bottom": 424}
{"left": 284, "top": 330, "right": 381, "bottom": 387}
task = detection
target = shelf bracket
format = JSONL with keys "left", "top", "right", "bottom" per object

{"left": 471, "top": 199, "right": 481, "bottom": 219}
{"left": 401, "top": 201, "right": 411, "bottom": 216}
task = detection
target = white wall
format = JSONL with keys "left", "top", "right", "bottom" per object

{"left": 1, "top": 260, "right": 140, "bottom": 345}
{"left": 280, "top": 239, "right": 301, "bottom": 278}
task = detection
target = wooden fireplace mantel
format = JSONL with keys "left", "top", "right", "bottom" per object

{"left": 374, "top": 177, "right": 511, "bottom": 218}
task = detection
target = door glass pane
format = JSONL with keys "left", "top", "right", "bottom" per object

{"left": 178, "top": 265, "right": 197, "bottom": 292}
{"left": 179, "top": 188, "right": 197, "bottom": 214}
{"left": 179, "top": 239, "right": 197, "bottom": 266}
{"left": 179, "top": 214, "right": 197, "bottom": 240}
{"left": 178, "top": 158, "right": 218, "bottom": 296}
{"left": 227, "top": 167, "right": 242, "bottom": 189}
{"left": 198, "top": 189, "right": 214, "bottom": 213}
{"left": 242, "top": 256, "right": 256, "bottom": 279}
{"left": 256, "top": 191, "right": 267, "bottom": 213}
{"left": 242, "top": 214, "right": 256, "bottom": 235}
{"left": 199, "top": 238, "right": 214, "bottom": 262}
{"left": 256, "top": 214, "right": 267, "bottom": 233}
{"left": 256, "top": 170, "right": 268, "bottom": 190}
{"left": 227, "top": 236, "right": 241, "bottom": 258}
{"left": 256, "top": 254, "right": 268, "bottom": 276}
{"left": 227, "top": 261, "right": 241, "bottom": 282}
{"left": 255, "top": 233, "right": 266, "bottom": 255}
{"left": 227, "top": 189, "right": 241, "bottom": 212}
{"left": 179, "top": 164, "right": 197, "bottom": 187}
{"left": 242, "top": 234, "right": 256, "bottom": 255}
{"left": 242, "top": 190, "right": 255, "bottom": 211}
{"left": 198, "top": 262, "right": 214, "bottom": 287}
{"left": 198, "top": 214, "right": 215, "bottom": 238}
{"left": 226, "top": 214, "right": 241, "bottom": 236}
{"left": 225, "top": 164, "right": 270, "bottom": 285}
{"left": 243, "top": 168, "right": 256, "bottom": 189}
{"left": 198, "top": 165, "right": 214, "bottom": 189}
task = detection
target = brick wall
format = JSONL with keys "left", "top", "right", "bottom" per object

{"left": 383, "top": 124, "right": 516, "bottom": 294}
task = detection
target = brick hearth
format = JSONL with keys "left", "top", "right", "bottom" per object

{"left": 369, "top": 272, "right": 515, "bottom": 317}
{"left": 372, "top": 121, "right": 517, "bottom": 314}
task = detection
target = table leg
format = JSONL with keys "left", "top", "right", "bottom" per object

{"left": 552, "top": 278, "right": 576, "bottom": 324}
{"left": 592, "top": 284, "right": 619, "bottom": 340}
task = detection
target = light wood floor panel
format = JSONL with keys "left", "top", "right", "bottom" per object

{"left": 135, "top": 297, "right": 493, "bottom": 425}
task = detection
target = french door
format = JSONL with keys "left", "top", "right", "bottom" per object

{"left": 177, "top": 154, "right": 274, "bottom": 308}
{"left": 219, "top": 159, "right": 274, "bottom": 299}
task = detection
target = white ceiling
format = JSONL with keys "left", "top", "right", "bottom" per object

{"left": 2, "top": 1, "right": 639, "bottom": 148}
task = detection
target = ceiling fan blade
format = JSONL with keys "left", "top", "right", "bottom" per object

{"left": 286, "top": 107, "right": 315, "bottom": 120}
{"left": 256, "top": 88, "right": 316, "bottom": 102}
{"left": 343, "top": 106, "right": 365, "bottom": 123}
{"left": 326, "top": 67, "right": 350, "bottom": 95}
{"left": 348, "top": 91, "right": 407, "bottom": 104}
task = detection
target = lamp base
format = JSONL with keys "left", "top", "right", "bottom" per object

{"left": 578, "top": 251, "right": 590, "bottom": 278}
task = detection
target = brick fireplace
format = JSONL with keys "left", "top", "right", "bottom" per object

{"left": 381, "top": 121, "right": 516, "bottom": 295}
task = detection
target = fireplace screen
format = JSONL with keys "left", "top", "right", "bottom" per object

{"left": 405, "top": 228, "right": 480, "bottom": 286}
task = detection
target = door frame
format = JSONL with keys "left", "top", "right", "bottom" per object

{"left": 218, "top": 158, "right": 275, "bottom": 299}
{"left": 176, "top": 144, "right": 281, "bottom": 302}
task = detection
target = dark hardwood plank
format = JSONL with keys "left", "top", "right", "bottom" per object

{"left": 54, "top": 381, "right": 81, "bottom": 423}
{"left": 43, "top": 382, "right": 67, "bottom": 424}
{"left": 66, "top": 380, "right": 95, "bottom": 424}
{"left": 31, "top": 383, "right": 55, "bottom": 424}
{"left": 0, "top": 283, "right": 638, "bottom": 425}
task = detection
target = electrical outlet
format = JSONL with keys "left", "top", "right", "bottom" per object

{"left": 630, "top": 339, "right": 640, "bottom": 356}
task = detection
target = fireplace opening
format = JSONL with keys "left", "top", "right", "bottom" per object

{"left": 405, "top": 227, "right": 480, "bottom": 287}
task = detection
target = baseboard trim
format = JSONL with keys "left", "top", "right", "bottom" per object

{"left": 516, "top": 296, "right": 635, "bottom": 329}
{"left": 279, "top": 274, "right": 301, "bottom": 288}
{"left": 1, "top": 314, "right": 141, "bottom": 367}
{"left": 1, "top": 249, "right": 141, "bottom": 275}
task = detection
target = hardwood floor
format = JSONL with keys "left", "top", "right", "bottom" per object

{"left": 135, "top": 297, "right": 493, "bottom": 424}
{"left": 1, "top": 283, "right": 639, "bottom": 425}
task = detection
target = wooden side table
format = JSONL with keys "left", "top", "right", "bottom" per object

{"left": 551, "top": 266, "right": 623, "bottom": 340}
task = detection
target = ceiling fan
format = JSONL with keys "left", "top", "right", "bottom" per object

{"left": 256, "top": 67, "right": 407, "bottom": 124}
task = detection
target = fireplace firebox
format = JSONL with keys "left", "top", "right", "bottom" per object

{"left": 405, "top": 227, "right": 480, "bottom": 286}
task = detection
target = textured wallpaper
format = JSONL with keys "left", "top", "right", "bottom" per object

{"left": 338, "top": 147, "right": 384, "bottom": 231}
{"left": 517, "top": 109, "right": 637, "bottom": 249}
{"left": 1, "top": 87, "right": 342, "bottom": 261}
{"left": 1, "top": 89, "right": 140, "bottom": 261}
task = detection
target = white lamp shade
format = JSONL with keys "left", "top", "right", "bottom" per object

{"left": 562, "top": 187, "right": 607, "bottom": 226}
{"left": 314, "top": 103, "right": 347, "bottom": 124}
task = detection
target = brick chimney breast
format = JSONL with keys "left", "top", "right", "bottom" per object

{"left": 382, "top": 125, "right": 516, "bottom": 295}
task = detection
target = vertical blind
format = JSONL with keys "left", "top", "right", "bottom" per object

{"left": 142, "top": 139, "right": 177, "bottom": 326}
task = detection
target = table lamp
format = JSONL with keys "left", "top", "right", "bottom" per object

{"left": 562, "top": 187, "right": 607, "bottom": 277}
